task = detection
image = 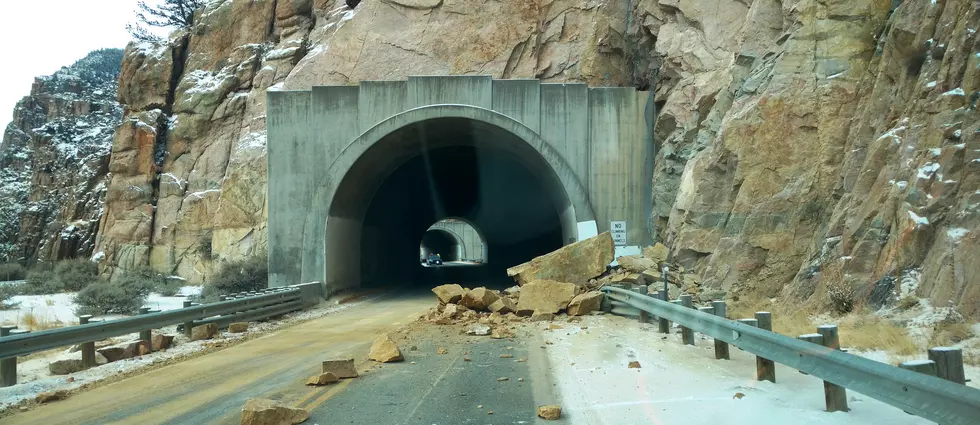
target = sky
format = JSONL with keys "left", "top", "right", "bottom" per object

{"left": 0, "top": 0, "right": 168, "bottom": 126}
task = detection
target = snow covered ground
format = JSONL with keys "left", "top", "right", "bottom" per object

{"left": 542, "top": 314, "right": 978, "bottom": 425}
{"left": 0, "top": 291, "right": 385, "bottom": 412}
{"left": 0, "top": 286, "right": 203, "bottom": 329}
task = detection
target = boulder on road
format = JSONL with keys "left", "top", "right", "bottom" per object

{"left": 368, "top": 334, "right": 404, "bottom": 363}
{"left": 517, "top": 280, "right": 580, "bottom": 314}
{"left": 432, "top": 284, "right": 465, "bottom": 304}
{"left": 567, "top": 291, "right": 604, "bottom": 316}
{"left": 488, "top": 297, "right": 516, "bottom": 314}
{"left": 459, "top": 287, "right": 499, "bottom": 311}
{"left": 617, "top": 255, "right": 657, "bottom": 273}
{"left": 152, "top": 334, "right": 175, "bottom": 350}
{"left": 537, "top": 405, "right": 562, "bottom": 420}
{"left": 48, "top": 351, "right": 108, "bottom": 375}
{"left": 240, "top": 398, "right": 309, "bottom": 425}
{"left": 321, "top": 358, "right": 358, "bottom": 378}
{"left": 191, "top": 323, "right": 218, "bottom": 341}
{"left": 507, "top": 232, "right": 614, "bottom": 286}
{"left": 305, "top": 372, "right": 339, "bottom": 386}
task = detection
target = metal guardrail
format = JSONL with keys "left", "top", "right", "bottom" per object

{"left": 601, "top": 286, "right": 980, "bottom": 425}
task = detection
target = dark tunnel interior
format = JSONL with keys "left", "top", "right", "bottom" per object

{"left": 343, "top": 118, "right": 572, "bottom": 290}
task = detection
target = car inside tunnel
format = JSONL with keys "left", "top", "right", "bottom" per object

{"left": 328, "top": 117, "right": 576, "bottom": 290}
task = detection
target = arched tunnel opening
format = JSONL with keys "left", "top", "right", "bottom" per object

{"left": 420, "top": 229, "right": 462, "bottom": 262}
{"left": 328, "top": 117, "right": 576, "bottom": 291}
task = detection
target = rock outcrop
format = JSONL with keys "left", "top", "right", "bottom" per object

{"left": 0, "top": 49, "right": 123, "bottom": 264}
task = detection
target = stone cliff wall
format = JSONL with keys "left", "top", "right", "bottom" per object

{"left": 95, "top": 0, "right": 979, "bottom": 319}
{"left": 0, "top": 49, "right": 123, "bottom": 265}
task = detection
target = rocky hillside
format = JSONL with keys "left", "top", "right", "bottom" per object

{"left": 96, "top": 0, "right": 978, "bottom": 319}
{"left": 0, "top": 49, "right": 124, "bottom": 264}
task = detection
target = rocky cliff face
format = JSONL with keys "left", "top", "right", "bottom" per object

{"left": 0, "top": 49, "right": 124, "bottom": 264}
{"left": 97, "top": 0, "right": 979, "bottom": 319}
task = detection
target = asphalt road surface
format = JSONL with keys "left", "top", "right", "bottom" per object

{"left": 4, "top": 291, "right": 559, "bottom": 425}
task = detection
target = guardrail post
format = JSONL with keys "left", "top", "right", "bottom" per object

{"left": 817, "top": 325, "right": 848, "bottom": 412}
{"left": 679, "top": 295, "right": 694, "bottom": 345}
{"left": 797, "top": 333, "right": 824, "bottom": 374}
{"left": 78, "top": 315, "right": 96, "bottom": 368}
{"left": 182, "top": 300, "right": 195, "bottom": 338}
{"left": 899, "top": 359, "right": 938, "bottom": 416}
{"left": 1, "top": 329, "right": 29, "bottom": 387}
{"left": 928, "top": 347, "right": 966, "bottom": 385}
{"left": 711, "top": 301, "right": 730, "bottom": 360}
{"left": 0, "top": 325, "right": 18, "bottom": 387}
{"left": 657, "top": 290, "right": 671, "bottom": 334}
{"left": 754, "top": 312, "right": 776, "bottom": 383}
{"left": 138, "top": 307, "right": 151, "bottom": 348}
{"left": 633, "top": 286, "right": 651, "bottom": 324}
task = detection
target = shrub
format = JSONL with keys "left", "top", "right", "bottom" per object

{"left": 0, "top": 284, "right": 22, "bottom": 310}
{"left": 74, "top": 281, "right": 146, "bottom": 316}
{"left": 0, "top": 263, "right": 25, "bottom": 281}
{"left": 115, "top": 267, "right": 166, "bottom": 299}
{"left": 53, "top": 258, "right": 99, "bottom": 292}
{"left": 205, "top": 256, "right": 268, "bottom": 296}
{"left": 23, "top": 269, "right": 63, "bottom": 295}
{"left": 156, "top": 277, "right": 184, "bottom": 297}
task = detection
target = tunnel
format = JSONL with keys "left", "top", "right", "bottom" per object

{"left": 327, "top": 117, "right": 577, "bottom": 290}
{"left": 420, "top": 228, "right": 462, "bottom": 262}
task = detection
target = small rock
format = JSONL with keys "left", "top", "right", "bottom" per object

{"left": 321, "top": 358, "right": 358, "bottom": 378}
{"left": 464, "top": 357, "right": 472, "bottom": 362}
{"left": 518, "top": 377, "right": 524, "bottom": 382}
{"left": 410, "top": 361, "right": 417, "bottom": 364}
{"left": 488, "top": 297, "right": 516, "bottom": 314}
{"left": 228, "top": 322, "right": 249, "bottom": 333}
{"left": 530, "top": 311, "right": 554, "bottom": 322}
{"left": 548, "top": 324, "right": 563, "bottom": 330}
{"left": 500, "top": 354, "right": 514, "bottom": 358}
{"left": 537, "top": 405, "right": 562, "bottom": 420}
{"left": 368, "top": 334, "right": 404, "bottom": 363}
{"left": 488, "top": 411, "right": 494, "bottom": 415}
{"left": 190, "top": 323, "right": 218, "bottom": 341}
{"left": 240, "top": 398, "right": 309, "bottom": 425}
{"left": 437, "top": 347, "right": 448, "bottom": 355}
{"left": 733, "top": 392, "right": 745, "bottom": 399}
{"left": 151, "top": 334, "right": 175, "bottom": 351}
{"left": 305, "top": 372, "right": 339, "bottom": 386}
{"left": 478, "top": 404, "right": 483, "bottom": 409}
{"left": 490, "top": 328, "right": 514, "bottom": 339}
{"left": 628, "top": 361, "right": 641, "bottom": 369}
{"left": 35, "top": 390, "right": 68, "bottom": 404}
{"left": 409, "top": 345, "right": 418, "bottom": 351}
{"left": 48, "top": 351, "right": 108, "bottom": 375}
{"left": 518, "top": 358, "right": 526, "bottom": 362}
{"left": 497, "top": 377, "right": 510, "bottom": 381}
{"left": 466, "top": 324, "right": 492, "bottom": 336}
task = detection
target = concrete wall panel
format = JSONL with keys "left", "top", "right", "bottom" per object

{"left": 491, "top": 80, "right": 540, "bottom": 133}
{"left": 358, "top": 81, "right": 408, "bottom": 132}
{"left": 408, "top": 76, "right": 492, "bottom": 109}
{"left": 539, "top": 83, "right": 590, "bottom": 190}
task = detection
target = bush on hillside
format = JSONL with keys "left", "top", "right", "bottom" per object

{"left": 23, "top": 268, "right": 62, "bottom": 295}
{"left": 74, "top": 281, "right": 146, "bottom": 316}
{"left": 0, "top": 263, "right": 25, "bottom": 281}
{"left": 53, "top": 258, "right": 99, "bottom": 292}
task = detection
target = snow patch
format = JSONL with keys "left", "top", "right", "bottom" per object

{"left": 907, "top": 211, "right": 929, "bottom": 227}
{"left": 917, "top": 162, "right": 940, "bottom": 180}
{"left": 946, "top": 228, "right": 970, "bottom": 243}
{"left": 942, "top": 87, "right": 966, "bottom": 97}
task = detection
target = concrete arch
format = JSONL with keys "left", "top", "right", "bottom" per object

{"left": 301, "top": 104, "right": 596, "bottom": 291}
{"left": 425, "top": 217, "right": 488, "bottom": 262}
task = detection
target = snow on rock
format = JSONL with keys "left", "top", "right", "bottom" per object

{"left": 907, "top": 211, "right": 930, "bottom": 227}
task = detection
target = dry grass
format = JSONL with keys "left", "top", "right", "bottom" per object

{"left": 929, "top": 322, "right": 975, "bottom": 347}
{"left": 20, "top": 311, "right": 65, "bottom": 331}
{"left": 837, "top": 313, "right": 919, "bottom": 355}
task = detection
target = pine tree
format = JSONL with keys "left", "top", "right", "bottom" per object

{"left": 127, "top": 0, "right": 205, "bottom": 42}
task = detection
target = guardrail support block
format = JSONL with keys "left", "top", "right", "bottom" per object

{"left": 711, "top": 301, "right": 730, "bottom": 360}
{"left": 679, "top": 295, "right": 694, "bottom": 345}
{"left": 754, "top": 312, "right": 776, "bottom": 383}
{"left": 182, "top": 301, "right": 195, "bottom": 338}
{"left": 928, "top": 347, "right": 966, "bottom": 385}
{"left": 79, "top": 315, "right": 96, "bottom": 368}
{"left": 817, "top": 325, "right": 848, "bottom": 413}
{"left": 797, "top": 333, "right": 823, "bottom": 374}
{"left": 0, "top": 325, "right": 18, "bottom": 387}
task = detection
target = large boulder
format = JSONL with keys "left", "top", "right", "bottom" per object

{"left": 517, "top": 280, "right": 581, "bottom": 314}
{"left": 617, "top": 255, "right": 657, "bottom": 273}
{"left": 240, "top": 398, "right": 309, "bottom": 425}
{"left": 459, "top": 287, "right": 499, "bottom": 311}
{"left": 368, "top": 334, "right": 404, "bottom": 363}
{"left": 432, "top": 284, "right": 465, "bottom": 304}
{"left": 48, "top": 351, "right": 108, "bottom": 375}
{"left": 507, "top": 232, "right": 614, "bottom": 286}
{"left": 567, "top": 291, "right": 604, "bottom": 316}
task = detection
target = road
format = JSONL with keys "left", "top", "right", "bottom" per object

{"left": 4, "top": 291, "right": 558, "bottom": 425}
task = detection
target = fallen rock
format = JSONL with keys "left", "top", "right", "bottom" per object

{"left": 517, "top": 280, "right": 580, "bottom": 314}
{"left": 368, "top": 334, "right": 404, "bottom": 363}
{"left": 567, "top": 291, "right": 604, "bottom": 316}
{"left": 139, "top": 344, "right": 152, "bottom": 356}
{"left": 628, "top": 361, "right": 641, "bottom": 368}
{"left": 500, "top": 353, "right": 514, "bottom": 358}
{"left": 491, "top": 328, "right": 514, "bottom": 339}
{"left": 460, "top": 287, "right": 499, "bottom": 311}
{"left": 151, "top": 334, "right": 175, "bottom": 351}
{"left": 432, "top": 284, "right": 465, "bottom": 304}
{"left": 640, "top": 268, "right": 662, "bottom": 283}
{"left": 442, "top": 303, "right": 462, "bottom": 318}
{"left": 321, "top": 358, "right": 358, "bottom": 378}
{"left": 305, "top": 372, "right": 339, "bottom": 386}
{"left": 507, "top": 232, "right": 614, "bottom": 286}
{"left": 488, "top": 297, "right": 516, "bottom": 314}
{"left": 191, "top": 323, "right": 218, "bottom": 341}
{"left": 35, "top": 389, "right": 69, "bottom": 404}
{"left": 466, "top": 323, "right": 492, "bottom": 336}
{"left": 504, "top": 286, "right": 521, "bottom": 296}
{"left": 530, "top": 311, "right": 555, "bottom": 322}
{"left": 537, "top": 405, "right": 562, "bottom": 420}
{"left": 643, "top": 243, "right": 669, "bottom": 263}
{"left": 617, "top": 255, "right": 657, "bottom": 273}
{"left": 228, "top": 322, "right": 249, "bottom": 333}
{"left": 240, "top": 398, "right": 309, "bottom": 425}
{"left": 48, "top": 351, "right": 108, "bottom": 375}
{"left": 437, "top": 346, "right": 448, "bottom": 355}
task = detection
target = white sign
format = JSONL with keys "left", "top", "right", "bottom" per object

{"left": 610, "top": 221, "right": 627, "bottom": 246}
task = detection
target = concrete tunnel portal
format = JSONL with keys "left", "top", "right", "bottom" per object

{"left": 330, "top": 117, "right": 575, "bottom": 289}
